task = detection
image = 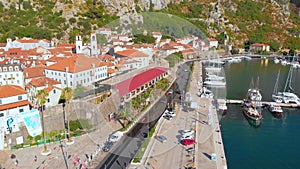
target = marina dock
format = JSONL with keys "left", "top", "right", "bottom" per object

{"left": 226, "top": 99, "right": 300, "bottom": 108}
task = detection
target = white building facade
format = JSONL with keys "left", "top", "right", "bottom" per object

{"left": 0, "top": 64, "right": 25, "bottom": 88}
{"left": 45, "top": 55, "right": 108, "bottom": 89}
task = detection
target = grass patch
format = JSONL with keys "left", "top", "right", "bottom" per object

{"left": 132, "top": 126, "right": 156, "bottom": 163}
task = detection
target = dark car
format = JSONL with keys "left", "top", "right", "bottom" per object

{"left": 164, "top": 114, "right": 173, "bottom": 120}
{"left": 102, "top": 141, "right": 113, "bottom": 152}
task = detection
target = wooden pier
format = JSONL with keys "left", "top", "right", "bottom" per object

{"left": 226, "top": 99, "right": 300, "bottom": 108}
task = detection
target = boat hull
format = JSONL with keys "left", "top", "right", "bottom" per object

{"left": 242, "top": 108, "right": 262, "bottom": 127}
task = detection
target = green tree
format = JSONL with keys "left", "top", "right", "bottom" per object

{"left": 269, "top": 42, "right": 280, "bottom": 52}
{"left": 60, "top": 87, "right": 73, "bottom": 103}
{"left": 117, "top": 108, "right": 134, "bottom": 128}
{"left": 69, "top": 17, "right": 76, "bottom": 24}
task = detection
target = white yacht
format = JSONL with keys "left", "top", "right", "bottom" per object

{"left": 274, "top": 58, "right": 280, "bottom": 64}
{"left": 206, "top": 74, "right": 225, "bottom": 81}
{"left": 200, "top": 87, "right": 214, "bottom": 98}
{"left": 204, "top": 79, "right": 226, "bottom": 86}
{"left": 272, "top": 67, "right": 300, "bottom": 105}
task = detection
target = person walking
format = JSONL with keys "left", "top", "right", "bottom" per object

{"left": 15, "top": 159, "right": 18, "bottom": 166}
{"left": 34, "top": 155, "right": 37, "bottom": 162}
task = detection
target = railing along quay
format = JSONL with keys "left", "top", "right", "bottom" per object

{"left": 226, "top": 99, "right": 300, "bottom": 108}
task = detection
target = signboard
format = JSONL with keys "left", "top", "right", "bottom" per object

{"left": 21, "top": 109, "right": 42, "bottom": 137}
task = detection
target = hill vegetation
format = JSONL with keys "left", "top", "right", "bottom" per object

{"left": 0, "top": 0, "right": 299, "bottom": 50}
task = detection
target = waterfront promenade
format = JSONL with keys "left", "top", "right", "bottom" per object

{"left": 192, "top": 61, "right": 227, "bottom": 169}
{"left": 130, "top": 61, "right": 227, "bottom": 169}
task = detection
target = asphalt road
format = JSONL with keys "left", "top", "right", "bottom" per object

{"left": 96, "top": 62, "right": 193, "bottom": 169}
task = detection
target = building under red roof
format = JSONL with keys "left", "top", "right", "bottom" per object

{"left": 114, "top": 67, "right": 168, "bottom": 97}
{"left": 250, "top": 43, "right": 269, "bottom": 47}
{"left": 0, "top": 85, "right": 27, "bottom": 98}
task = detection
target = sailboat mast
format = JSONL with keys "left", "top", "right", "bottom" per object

{"left": 283, "top": 67, "right": 292, "bottom": 92}
{"left": 273, "top": 70, "right": 280, "bottom": 94}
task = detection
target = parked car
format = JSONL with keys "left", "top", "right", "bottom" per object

{"left": 186, "top": 147, "right": 194, "bottom": 154}
{"left": 102, "top": 141, "right": 113, "bottom": 152}
{"left": 181, "top": 130, "right": 195, "bottom": 137}
{"left": 180, "top": 135, "right": 194, "bottom": 141}
{"left": 166, "top": 111, "right": 176, "bottom": 117}
{"left": 181, "top": 139, "right": 196, "bottom": 146}
{"left": 109, "top": 131, "right": 123, "bottom": 142}
{"left": 164, "top": 114, "right": 173, "bottom": 120}
{"left": 155, "top": 135, "right": 167, "bottom": 143}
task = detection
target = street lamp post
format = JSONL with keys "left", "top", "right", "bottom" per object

{"left": 62, "top": 102, "right": 74, "bottom": 145}
{"left": 40, "top": 105, "right": 51, "bottom": 156}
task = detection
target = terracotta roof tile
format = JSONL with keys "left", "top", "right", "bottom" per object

{"left": 46, "top": 54, "right": 107, "bottom": 73}
{"left": 24, "top": 66, "right": 45, "bottom": 78}
{"left": 44, "top": 85, "right": 62, "bottom": 93}
{"left": 115, "top": 49, "right": 148, "bottom": 57}
{"left": 0, "top": 100, "right": 30, "bottom": 111}
{"left": 0, "top": 43, "right": 6, "bottom": 47}
{"left": 28, "top": 77, "right": 61, "bottom": 87}
{"left": 208, "top": 38, "right": 218, "bottom": 42}
{"left": 0, "top": 85, "right": 27, "bottom": 98}
{"left": 251, "top": 43, "right": 269, "bottom": 47}
{"left": 17, "top": 39, "right": 39, "bottom": 43}
{"left": 57, "top": 44, "right": 76, "bottom": 48}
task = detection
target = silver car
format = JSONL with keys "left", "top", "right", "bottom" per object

{"left": 155, "top": 135, "right": 167, "bottom": 143}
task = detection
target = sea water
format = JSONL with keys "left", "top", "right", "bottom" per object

{"left": 221, "top": 58, "right": 300, "bottom": 169}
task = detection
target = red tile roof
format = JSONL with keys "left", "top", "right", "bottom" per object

{"left": 251, "top": 43, "right": 269, "bottom": 47}
{"left": 44, "top": 85, "right": 62, "bottom": 93}
{"left": 0, "top": 100, "right": 30, "bottom": 111}
{"left": 57, "top": 44, "right": 76, "bottom": 48}
{"left": 24, "top": 66, "right": 45, "bottom": 78}
{"left": 17, "top": 39, "right": 39, "bottom": 43}
{"left": 114, "top": 67, "right": 168, "bottom": 97}
{"left": 28, "top": 77, "right": 61, "bottom": 87}
{"left": 115, "top": 49, "right": 148, "bottom": 57}
{"left": 0, "top": 85, "right": 27, "bottom": 98}
{"left": 208, "top": 38, "right": 218, "bottom": 42}
{"left": 46, "top": 54, "right": 107, "bottom": 73}
{"left": 0, "top": 43, "right": 6, "bottom": 47}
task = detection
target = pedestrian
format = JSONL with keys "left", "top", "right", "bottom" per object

{"left": 34, "top": 155, "right": 37, "bottom": 162}
{"left": 15, "top": 159, "right": 18, "bottom": 166}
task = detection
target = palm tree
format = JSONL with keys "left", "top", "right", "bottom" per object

{"left": 117, "top": 108, "right": 134, "bottom": 128}
{"left": 36, "top": 89, "right": 51, "bottom": 155}
{"left": 61, "top": 87, "right": 73, "bottom": 143}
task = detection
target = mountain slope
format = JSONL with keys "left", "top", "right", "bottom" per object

{"left": 0, "top": 0, "right": 299, "bottom": 50}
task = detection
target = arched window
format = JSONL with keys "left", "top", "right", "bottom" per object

{"left": 15, "top": 66, "right": 19, "bottom": 71}
{"left": 92, "top": 35, "right": 96, "bottom": 41}
{"left": 9, "top": 66, "right": 13, "bottom": 71}
{"left": 3, "top": 67, "right": 7, "bottom": 72}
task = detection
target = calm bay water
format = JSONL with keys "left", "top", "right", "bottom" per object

{"left": 221, "top": 58, "right": 300, "bottom": 169}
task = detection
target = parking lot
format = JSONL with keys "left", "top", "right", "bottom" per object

{"left": 142, "top": 102, "right": 198, "bottom": 169}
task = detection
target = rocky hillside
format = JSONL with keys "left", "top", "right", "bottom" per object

{"left": 0, "top": 0, "right": 299, "bottom": 50}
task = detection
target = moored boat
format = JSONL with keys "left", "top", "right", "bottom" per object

{"left": 242, "top": 76, "right": 263, "bottom": 127}
{"left": 242, "top": 105, "right": 262, "bottom": 127}
{"left": 217, "top": 99, "right": 227, "bottom": 115}
{"left": 268, "top": 102, "right": 283, "bottom": 118}
{"left": 272, "top": 67, "right": 300, "bottom": 105}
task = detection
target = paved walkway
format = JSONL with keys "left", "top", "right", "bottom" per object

{"left": 1, "top": 119, "right": 121, "bottom": 169}
{"left": 193, "top": 61, "right": 227, "bottom": 169}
